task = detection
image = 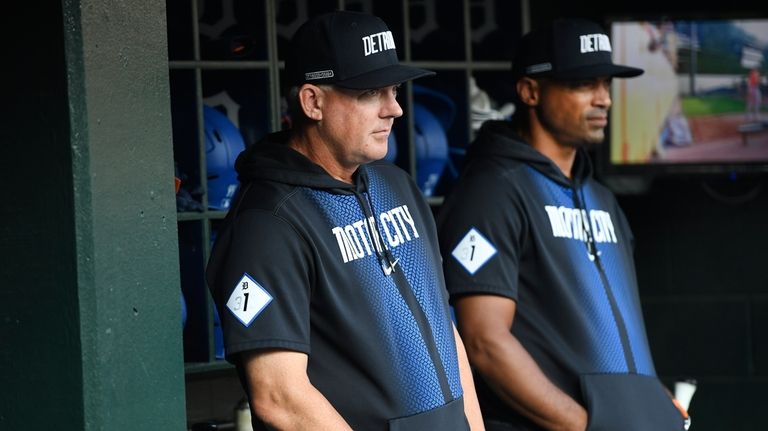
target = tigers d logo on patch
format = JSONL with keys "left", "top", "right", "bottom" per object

{"left": 226, "top": 273, "right": 273, "bottom": 326}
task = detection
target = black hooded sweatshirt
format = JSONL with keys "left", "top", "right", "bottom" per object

{"left": 437, "top": 121, "right": 685, "bottom": 430}
{"left": 206, "top": 131, "right": 469, "bottom": 431}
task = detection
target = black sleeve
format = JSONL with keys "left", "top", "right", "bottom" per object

{"left": 437, "top": 167, "right": 525, "bottom": 301}
{"left": 213, "top": 208, "right": 313, "bottom": 360}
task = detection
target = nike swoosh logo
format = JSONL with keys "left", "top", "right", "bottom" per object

{"left": 383, "top": 258, "right": 400, "bottom": 276}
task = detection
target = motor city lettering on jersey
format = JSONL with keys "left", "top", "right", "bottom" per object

{"left": 331, "top": 205, "right": 419, "bottom": 263}
{"left": 579, "top": 33, "right": 612, "bottom": 53}
{"left": 544, "top": 205, "right": 617, "bottom": 244}
{"left": 362, "top": 31, "right": 396, "bottom": 56}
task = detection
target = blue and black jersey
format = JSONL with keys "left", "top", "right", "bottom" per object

{"left": 206, "top": 131, "right": 468, "bottom": 430}
{"left": 437, "top": 121, "right": 685, "bottom": 430}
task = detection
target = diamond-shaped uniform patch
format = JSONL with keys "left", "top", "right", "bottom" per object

{"left": 451, "top": 227, "right": 497, "bottom": 275}
{"left": 227, "top": 274, "right": 273, "bottom": 327}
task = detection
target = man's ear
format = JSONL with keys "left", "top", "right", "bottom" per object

{"left": 298, "top": 84, "right": 324, "bottom": 121}
{"left": 516, "top": 77, "right": 540, "bottom": 106}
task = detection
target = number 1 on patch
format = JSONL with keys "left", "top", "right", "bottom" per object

{"left": 226, "top": 273, "right": 273, "bottom": 326}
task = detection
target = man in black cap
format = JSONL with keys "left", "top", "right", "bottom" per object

{"left": 437, "top": 18, "right": 689, "bottom": 430}
{"left": 206, "top": 10, "right": 483, "bottom": 431}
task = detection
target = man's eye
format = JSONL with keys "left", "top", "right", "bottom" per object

{"left": 568, "top": 78, "right": 611, "bottom": 89}
{"left": 364, "top": 89, "right": 380, "bottom": 97}
{"left": 570, "top": 80, "right": 591, "bottom": 88}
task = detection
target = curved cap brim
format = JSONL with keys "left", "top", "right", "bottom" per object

{"left": 550, "top": 63, "right": 644, "bottom": 80}
{"left": 333, "top": 64, "right": 436, "bottom": 89}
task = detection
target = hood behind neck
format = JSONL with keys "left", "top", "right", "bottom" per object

{"left": 235, "top": 130, "right": 358, "bottom": 191}
{"left": 469, "top": 120, "right": 594, "bottom": 187}
{"left": 237, "top": 131, "right": 400, "bottom": 276}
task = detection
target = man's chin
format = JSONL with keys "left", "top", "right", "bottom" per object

{"left": 583, "top": 132, "right": 606, "bottom": 147}
{"left": 369, "top": 140, "right": 391, "bottom": 160}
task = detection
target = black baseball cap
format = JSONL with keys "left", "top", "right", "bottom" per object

{"left": 511, "top": 18, "right": 643, "bottom": 81}
{"left": 285, "top": 10, "right": 435, "bottom": 89}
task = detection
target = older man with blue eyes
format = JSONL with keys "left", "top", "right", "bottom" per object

{"left": 206, "top": 10, "right": 483, "bottom": 431}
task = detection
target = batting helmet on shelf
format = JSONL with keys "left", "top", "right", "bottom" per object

{"left": 204, "top": 105, "right": 246, "bottom": 211}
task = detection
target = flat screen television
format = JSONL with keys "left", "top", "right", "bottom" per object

{"left": 599, "top": 16, "right": 768, "bottom": 183}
